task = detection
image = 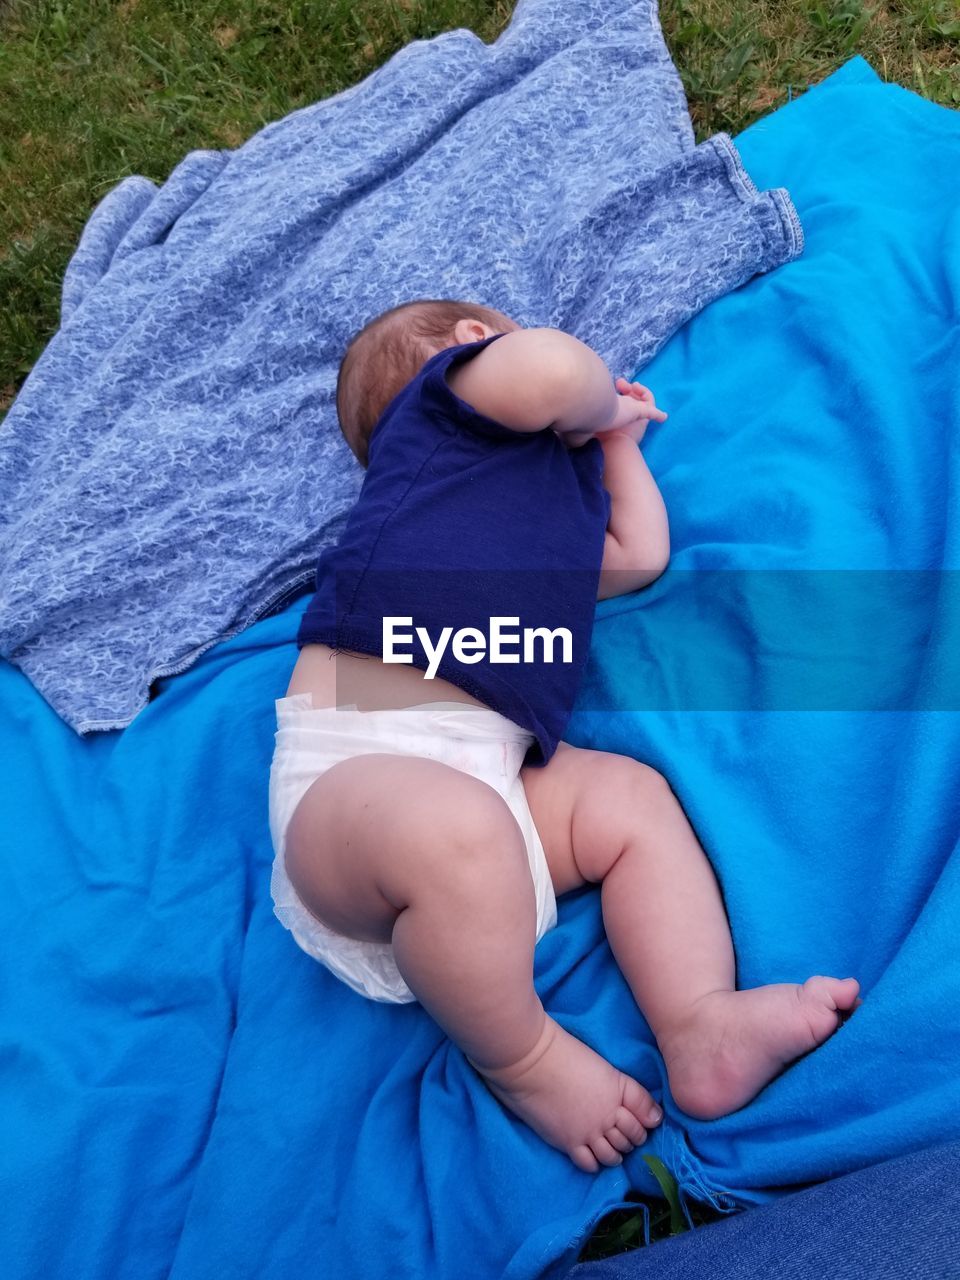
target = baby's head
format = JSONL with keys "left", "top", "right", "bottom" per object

{"left": 336, "top": 298, "right": 520, "bottom": 466}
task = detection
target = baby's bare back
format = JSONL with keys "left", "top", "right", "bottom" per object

{"left": 286, "top": 642, "right": 489, "bottom": 712}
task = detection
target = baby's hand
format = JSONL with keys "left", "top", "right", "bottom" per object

{"left": 606, "top": 378, "right": 668, "bottom": 444}
{"left": 559, "top": 378, "right": 668, "bottom": 449}
{"left": 614, "top": 378, "right": 667, "bottom": 417}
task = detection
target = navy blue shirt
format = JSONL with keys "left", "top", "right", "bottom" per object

{"left": 297, "top": 334, "right": 611, "bottom": 765}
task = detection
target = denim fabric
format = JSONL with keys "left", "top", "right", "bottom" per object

{"left": 0, "top": 0, "right": 800, "bottom": 735}
{"left": 574, "top": 1142, "right": 960, "bottom": 1279}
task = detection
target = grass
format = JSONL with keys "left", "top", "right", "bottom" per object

{"left": 576, "top": 1153, "right": 733, "bottom": 1261}
{"left": 579, "top": 1188, "right": 729, "bottom": 1263}
{"left": 0, "top": 0, "right": 957, "bottom": 416}
{"left": 0, "top": 0, "right": 956, "bottom": 1257}
{"left": 665, "top": 0, "right": 960, "bottom": 137}
{"left": 0, "top": 0, "right": 515, "bottom": 411}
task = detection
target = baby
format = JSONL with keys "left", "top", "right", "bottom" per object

{"left": 268, "top": 299, "right": 860, "bottom": 1174}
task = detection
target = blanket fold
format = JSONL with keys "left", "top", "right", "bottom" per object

{"left": 0, "top": 0, "right": 798, "bottom": 734}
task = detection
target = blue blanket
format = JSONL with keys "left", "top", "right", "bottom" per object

{"left": 0, "top": 0, "right": 797, "bottom": 736}
{"left": 3, "top": 54, "right": 960, "bottom": 1280}
{"left": 578, "top": 55, "right": 960, "bottom": 1212}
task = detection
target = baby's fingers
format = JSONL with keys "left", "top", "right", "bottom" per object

{"left": 613, "top": 378, "right": 668, "bottom": 424}
{"left": 615, "top": 376, "right": 644, "bottom": 398}
{"left": 616, "top": 379, "right": 667, "bottom": 415}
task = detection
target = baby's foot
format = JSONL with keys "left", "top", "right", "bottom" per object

{"left": 475, "top": 1015, "right": 662, "bottom": 1173}
{"left": 659, "top": 976, "right": 861, "bottom": 1120}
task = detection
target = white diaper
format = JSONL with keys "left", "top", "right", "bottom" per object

{"left": 268, "top": 693, "right": 558, "bottom": 1003}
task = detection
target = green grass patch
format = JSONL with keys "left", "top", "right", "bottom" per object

{"left": 2, "top": 0, "right": 957, "bottom": 411}
{"left": 0, "top": 0, "right": 514, "bottom": 409}
{"left": 661, "top": 0, "right": 959, "bottom": 139}
{"left": 579, "top": 1157, "right": 731, "bottom": 1261}
{"left": 1, "top": 0, "right": 957, "bottom": 410}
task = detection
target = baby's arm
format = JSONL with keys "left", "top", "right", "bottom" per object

{"left": 445, "top": 328, "right": 630, "bottom": 436}
{"left": 597, "top": 431, "right": 669, "bottom": 600}
{"left": 447, "top": 329, "right": 670, "bottom": 597}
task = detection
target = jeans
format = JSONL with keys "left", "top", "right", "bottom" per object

{"left": 574, "top": 1141, "right": 960, "bottom": 1280}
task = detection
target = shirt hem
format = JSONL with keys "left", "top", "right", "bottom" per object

{"left": 296, "top": 621, "right": 561, "bottom": 764}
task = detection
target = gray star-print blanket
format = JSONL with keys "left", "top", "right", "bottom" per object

{"left": 0, "top": 0, "right": 801, "bottom": 733}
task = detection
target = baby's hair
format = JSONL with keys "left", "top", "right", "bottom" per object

{"left": 336, "top": 298, "right": 517, "bottom": 466}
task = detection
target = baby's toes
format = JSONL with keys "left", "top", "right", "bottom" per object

{"left": 803, "top": 974, "right": 860, "bottom": 1013}
{"left": 590, "top": 1135, "right": 624, "bottom": 1167}
{"left": 832, "top": 977, "right": 861, "bottom": 1011}
{"left": 605, "top": 1126, "right": 635, "bottom": 1155}
{"left": 614, "top": 1105, "right": 648, "bottom": 1146}
{"left": 800, "top": 975, "right": 861, "bottom": 1044}
{"left": 622, "top": 1077, "right": 663, "bottom": 1131}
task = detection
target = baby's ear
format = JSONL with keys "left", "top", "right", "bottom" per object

{"left": 452, "top": 317, "right": 492, "bottom": 345}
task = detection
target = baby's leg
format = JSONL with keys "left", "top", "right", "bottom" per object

{"left": 522, "top": 746, "right": 861, "bottom": 1119}
{"left": 284, "top": 754, "right": 662, "bottom": 1171}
